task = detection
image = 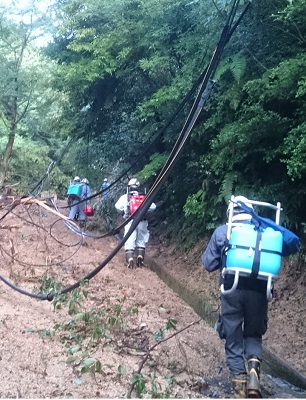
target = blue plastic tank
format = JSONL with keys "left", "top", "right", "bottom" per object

{"left": 226, "top": 224, "right": 283, "bottom": 278}
{"left": 67, "top": 183, "right": 83, "bottom": 197}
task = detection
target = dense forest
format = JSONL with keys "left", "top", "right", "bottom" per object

{"left": 0, "top": 0, "right": 305, "bottom": 251}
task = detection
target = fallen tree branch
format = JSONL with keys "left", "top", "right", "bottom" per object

{"left": 0, "top": 195, "right": 78, "bottom": 229}
{"left": 0, "top": 224, "right": 22, "bottom": 230}
{"left": 127, "top": 307, "right": 219, "bottom": 398}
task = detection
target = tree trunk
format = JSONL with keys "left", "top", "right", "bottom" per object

{"left": 0, "top": 123, "right": 16, "bottom": 189}
{"left": 0, "top": 28, "right": 30, "bottom": 190}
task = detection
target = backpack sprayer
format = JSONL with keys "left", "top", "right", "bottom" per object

{"left": 221, "top": 195, "right": 283, "bottom": 301}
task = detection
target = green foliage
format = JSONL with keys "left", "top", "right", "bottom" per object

{"left": 183, "top": 189, "right": 205, "bottom": 217}
{"left": 165, "top": 318, "right": 177, "bottom": 331}
{"left": 92, "top": 197, "right": 117, "bottom": 232}
{"left": 130, "top": 369, "right": 173, "bottom": 398}
{"left": 214, "top": 53, "right": 247, "bottom": 84}
{"left": 137, "top": 77, "right": 192, "bottom": 120}
{"left": 2, "top": 0, "right": 306, "bottom": 246}
{"left": 39, "top": 295, "right": 140, "bottom": 377}
{"left": 218, "top": 172, "right": 242, "bottom": 203}
{"left": 44, "top": 0, "right": 225, "bottom": 177}
{"left": 154, "top": 329, "right": 164, "bottom": 342}
{"left": 244, "top": 53, "right": 306, "bottom": 104}
{"left": 136, "top": 153, "right": 169, "bottom": 182}
{"left": 0, "top": 12, "right": 70, "bottom": 187}
{"left": 283, "top": 122, "right": 306, "bottom": 179}
{"left": 118, "top": 364, "right": 127, "bottom": 377}
{"left": 0, "top": 135, "right": 68, "bottom": 195}
{"left": 38, "top": 274, "right": 62, "bottom": 296}
{"left": 210, "top": 109, "right": 286, "bottom": 172}
{"left": 273, "top": 0, "right": 306, "bottom": 43}
{"left": 131, "top": 373, "right": 146, "bottom": 398}
{"left": 154, "top": 317, "right": 177, "bottom": 342}
{"left": 39, "top": 291, "right": 177, "bottom": 397}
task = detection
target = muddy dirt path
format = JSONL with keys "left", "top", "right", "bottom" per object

{"left": 0, "top": 199, "right": 305, "bottom": 398}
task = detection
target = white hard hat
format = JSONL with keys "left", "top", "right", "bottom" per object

{"left": 228, "top": 196, "right": 254, "bottom": 211}
{"left": 82, "top": 178, "right": 89, "bottom": 184}
{"left": 128, "top": 178, "right": 140, "bottom": 189}
{"left": 74, "top": 176, "right": 81, "bottom": 182}
{"left": 104, "top": 178, "right": 108, "bottom": 182}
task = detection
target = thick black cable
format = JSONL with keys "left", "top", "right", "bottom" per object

{"left": 54, "top": 0, "right": 251, "bottom": 258}
{"left": 114, "top": 1, "right": 252, "bottom": 252}
{"left": 130, "top": 0, "right": 251, "bottom": 215}
{"left": 47, "top": 1, "right": 245, "bottom": 208}
{"left": 123, "top": 0, "right": 249, "bottom": 199}
{"left": 0, "top": 274, "right": 51, "bottom": 300}
{"left": 52, "top": 0, "right": 253, "bottom": 300}
{"left": 60, "top": 0, "right": 251, "bottom": 218}
{"left": 14, "top": 68, "right": 210, "bottom": 300}
{"left": 57, "top": 66, "right": 211, "bottom": 210}
{"left": 0, "top": 0, "right": 251, "bottom": 301}
{"left": 30, "top": 2, "right": 249, "bottom": 206}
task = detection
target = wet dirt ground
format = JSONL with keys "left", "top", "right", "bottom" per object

{"left": 0, "top": 198, "right": 305, "bottom": 398}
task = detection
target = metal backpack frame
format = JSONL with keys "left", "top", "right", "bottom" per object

{"left": 221, "top": 195, "right": 282, "bottom": 301}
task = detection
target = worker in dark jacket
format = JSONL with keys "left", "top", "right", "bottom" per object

{"left": 202, "top": 195, "right": 267, "bottom": 399}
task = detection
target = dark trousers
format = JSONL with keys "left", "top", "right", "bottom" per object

{"left": 217, "top": 289, "right": 268, "bottom": 375}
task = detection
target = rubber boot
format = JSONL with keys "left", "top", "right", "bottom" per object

{"left": 248, "top": 357, "right": 262, "bottom": 398}
{"left": 136, "top": 247, "right": 145, "bottom": 267}
{"left": 231, "top": 374, "right": 247, "bottom": 398}
{"left": 125, "top": 250, "right": 134, "bottom": 269}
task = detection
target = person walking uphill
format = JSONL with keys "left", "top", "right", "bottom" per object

{"left": 101, "top": 178, "right": 110, "bottom": 199}
{"left": 201, "top": 196, "right": 267, "bottom": 399}
{"left": 68, "top": 177, "right": 92, "bottom": 228}
{"left": 82, "top": 178, "right": 92, "bottom": 202}
{"left": 115, "top": 178, "right": 156, "bottom": 269}
{"left": 67, "top": 176, "right": 83, "bottom": 217}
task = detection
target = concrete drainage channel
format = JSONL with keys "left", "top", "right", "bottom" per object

{"left": 147, "top": 256, "right": 306, "bottom": 398}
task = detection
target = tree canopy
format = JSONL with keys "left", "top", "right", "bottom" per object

{"left": 1, "top": 0, "right": 306, "bottom": 246}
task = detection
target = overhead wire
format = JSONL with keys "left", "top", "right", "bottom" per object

{"left": 134, "top": 0, "right": 251, "bottom": 208}
{"left": 48, "top": 0, "right": 252, "bottom": 300}
{"left": 0, "top": 0, "right": 251, "bottom": 301}
{"left": 56, "top": 65, "right": 211, "bottom": 210}
{"left": 103, "top": 0, "right": 252, "bottom": 237}
{"left": 62, "top": 0, "right": 251, "bottom": 217}
{"left": 30, "top": 1, "right": 247, "bottom": 209}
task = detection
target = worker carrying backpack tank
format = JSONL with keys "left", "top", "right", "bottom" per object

{"left": 126, "top": 178, "right": 146, "bottom": 216}
{"left": 67, "top": 176, "right": 83, "bottom": 201}
{"left": 221, "top": 196, "right": 300, "bottom": 301}
{"left": 130, "top": 193, "right": 146, "bottom": 214}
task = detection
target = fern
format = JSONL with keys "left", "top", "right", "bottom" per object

{"left": 214, "top": 53, "right": 247, "bottom": 83}
{"left": 218, "top": 172, "right": 237, "bottom": 203}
